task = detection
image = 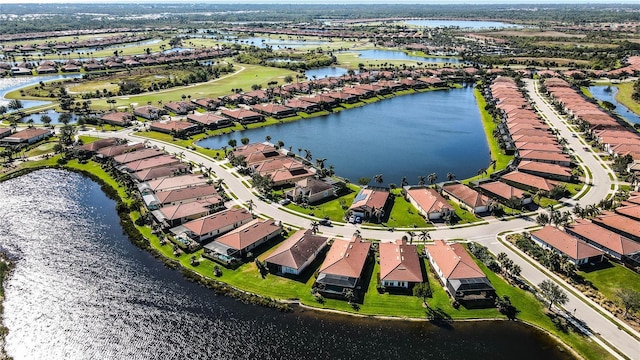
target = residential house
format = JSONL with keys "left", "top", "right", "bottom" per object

{"left": 592, "top": 211, "right": 640, "bottom": 242}
{"left": 518, "top": 150, "right": 572, "bottom": 167}
{"left": 164, "top": 101, "right": 196, "bottom": 115}
{"left": 120, "top": 154, "right": 181, "bottom": 173}
{"left": 477, "top": 181, "right": 532, "bottom": 206}
{"left": 530, "top": 226, "right": 604, "bottom": 266}
{"left": 170, "top": 208, "right": 253, "bottom": 243}
{"left": 113, "top": 148, "right": 163, "bottom": 164}
{"left": 349, "top": 187, "right": 391, "bottom": 221}
{"left": 78, "top": 137, "right": 118, "bottom": 153}
{"left": 0, "top": 127, "right": 11, "bottom": 139}
{"left": 500, "top": 171, "right": 559, "bottom": 193}
{"left": 133, "top": 105, "right": 167, "bottom": 120}
{"left": 404, "top": 186, "right": 454, "bottom": 220}
{"left": 425, "top": 240, "right": 495, "bottom": 305}
{"left": 132, "top": 164, "right": 188, "bottom": 182}
{"left": 286, "top": 177, "right": 335, "bottom": 204}
{"left": 204, "top": 219, "right": 282, "bottom": 259}
{"left": 565, "top": 219, "right": 640, "bottom": 262}
{"left": 441, "top": 183, "right": 489, "bottom": 214}
{"left": 315, "top": 236, "right": 371, "bottom": 298}
{"left": 186, "top": 112, "right": 233, "bottom": 129}
{"left": 252, "top": 103, "right": 297, "bottom": 119}
{"left": 96, "top": 143, "right": 145, "bottom": 159}
{"left": 1, "top": 128, "right": 52, "bottom": 145}
{"left": 379, "top": 239, "right": 423, "bottom": 289}
{"left": 265, "top": 229, "right": 329, "bottom": 276}
{"left": 100, "top": 112, "right": 135, "bottom": 126}
{"left": 152, "top": 199, "right": 219, "bottom": 227}
{"left": 614, "top": 204, "right": 640, "bottom": 222}
{"left": 149, "top": 120, "right": 201, "bottom": 136}
{"left": 517, "top": 161, "right": 573, "bottom": 182}
{"left": 221, "top": 108, "right": 265, "bottom": 124}
{"left": 137, "top": 174, "right": 209, "bottom": 194}
{"left": 143, "top": 184, "right": 222, "bottom": 210}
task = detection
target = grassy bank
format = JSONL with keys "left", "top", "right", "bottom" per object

{"left": 615, "top": 82, "right": 640, "bottom": 116}
{"left": 0, "top": 254, "right": 14, "bottom": 360}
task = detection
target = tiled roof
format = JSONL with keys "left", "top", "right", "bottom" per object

{"left": 478, "top": 181, "right": 526, "bottom": 200}
{"left": 350, "top": 188, "right": 390, "bottom": 211}
{"left": 501, "top": 171, "right": 558, "bottom": 191}
{"left": 406, "top": 187, "right": 453, "bottom": 214}
{"left": 180, "top": 208, "right": 253, "bottom": 236}
{"left": 566, "top": 219, "right": 640, "bottom": 256}
{"left": 531, "top": 226, "right": 603, "bottom": 260}
{"left": 442, "top": 183, "right": 489, "bottom": 208}
{"left": 319, "top": 236, "right": 371, "bottom": 278}
{"left": 425, "top": 240, "right": 486, "bottom": 280}
{"left": 215, "top": 219, "right": 281, "bottom": 251}
{"left": 264, "top": 229, "right": 328, "bottom": 271}
{"left": 379, "top": 239, "right": 423, "bottom": 283}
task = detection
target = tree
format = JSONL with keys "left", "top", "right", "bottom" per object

{"left": 40, "top": 114, "right": 52, "bottom": 127}
{"left": 427, "top": 173, "right": 438, "bottom": 185}
{"left": 401, "top": 176, "right": 408, "bottom": 187}
{"left": 615, "top": 289, "right": 640, "bottom": 318}
{"left": 446, "top": 172, "right": 456, "bottom": 181}
{"left": 240, "top": 137, "right": 250, "bottom": 145}
{"left": 373, "top": 174, "right": 383, "bottom": 186}
{"left": 59, "top": 113, "right": 72, "bottom": 126}
{"left": 265, "top": 135, "right": 271, "bottom": 143}
{"left": 228, "top": 139, "right": 237, "bottom": 148}
{"left": 413, "top": 282, "right": 431, "bottom": 306}
{"left": 310, "top": 221, "right": 319, "bottom": 234}
{"left": 7, "top": 99, "right": 23, "bottom": 111}
{"left": 539, "top": 280, "right": 569, "bottom": 311}
{"left": 417, "top": 175, "right": 426, "bottom": 186}
{"left": 535, "top": 213, "right": 550, "bottom": 225}
{"left": 357, "top": 177, "right": 371, "bottom": 186}
{"left": 246, "top": 199, "right": 255, "bottom": 215}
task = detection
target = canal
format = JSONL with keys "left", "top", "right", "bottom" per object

{"left": 198, "top": 86, "right": 490, "bottom": 184}
{"left": 0, "top": 169, "right": 574, "bottom": 359}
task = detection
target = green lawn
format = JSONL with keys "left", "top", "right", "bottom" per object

{"left": 578, "top": 261, "right": 640, "bottom": 307}
{"left": 448, "top": 200, "right": 483, "bottom": 224}
{"left": 615, "top": 82, "right": 640, "bottom": 116}
{"left": 384, "top": 189, "right": 430, "bottom": 228}
{"left": 284, "top": 183, "right": 360, "bottom": 222}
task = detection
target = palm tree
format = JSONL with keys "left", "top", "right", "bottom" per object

{"left": 419, "top": 230, "right": 430, "bottom": 242}
{"left": 246, "top": 199, "right": 255, "bottom": 215}
{"left": 405, "top": 231, "right": 415, "bottom": 244}
{"left": 417, "top": 175, "right": 426, "bottom": 186}
{"left": 265, "top": 135, "right": 271, "bottom": 143}
{"left": 315, "top": 158, "right": 327, "bottom": 170}
{"left": 401, "top": 176, "right": 408, "bottom": 187}
{"left": 446, "top": 172, "right": 456, "bottom": 181}
{"left": 373, "top": 174, "right": 384, "bottom": 186}
{"left": 427, "top": 173, "right": 437, "bottom": 185}
{"left": 310, "top": 221, "right": 319, "bottom": 234}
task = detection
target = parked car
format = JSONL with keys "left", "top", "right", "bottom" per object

{"left": 319, "top": 219, "right": 332, "bottom": 226}
{"left": 348, "top": 215, "right": 356, "bottom": 223}
{"left": 355, "top": 216, "right": 362, "bottom": 224}
{"left": 279, "top": 199, "right": 290, "bottom": 205}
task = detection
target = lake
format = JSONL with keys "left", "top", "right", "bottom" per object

{"left": 198, "top": 86, "right": 490, "bottom": 185}
{"left": 19, "top": 109, "right": 77, "bottom": 124}
{"left": 221, "top": 36, "right": 329, "bottom": 49}
{"left": 0, "top": 74, "right": 82, "bottom": 110}
{"left": 305, "top": 67, "right": 349, "bottom": 79}
{"left": 404, "top": 20, "right": 523, "bottom": 29}
{"left": 589, "top": 85, "right": 640, "bottom": 125}
{"left": 0, "top": 169, "right": 575, "bottom": 360}
{"left": 354, "top": 50, "right": 461, "bottom": 64}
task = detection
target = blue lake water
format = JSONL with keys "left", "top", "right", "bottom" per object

{"left": 589, "top": 85, "right": 640, "bottom": 125}
{"left": 0, "top": 169, "right": 575, "bottom": 360}
{"left": 0, "top": 74, "right": 82, "bottom": 110}
{"left": 404, "top": 20, "right": 523, "bottom": 29}
{"left": 354, "top": 50, "right": 461, "bottom": 64}
{"left": 199, "top": 86, "right": 490, "bottom": 185}
{"left": 305, "top": 67, "right": 349, "bottom": 79}
{"left": 19, "top": 109, "right": 77, "bottom": 124}
{"left": 222, "top": 36, "right": 328, "bottom": 49}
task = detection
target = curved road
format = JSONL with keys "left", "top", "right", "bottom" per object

{"left": 82, "top": 78, "right": 638, "bottom": 359}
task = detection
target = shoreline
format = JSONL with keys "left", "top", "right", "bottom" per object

{"left": 0, "top": 253, "right": 14, "bottom": 360}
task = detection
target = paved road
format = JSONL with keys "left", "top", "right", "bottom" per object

{"left": 77, "top": 78, "right": 639, "bottom": 359}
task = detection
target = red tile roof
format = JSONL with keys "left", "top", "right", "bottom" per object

{"left": 319, "top": 236, "right": 371, "bottom": 278}
{"left": 215, "top": 219, "right": 281, "bottom": 251}
{"left": 406, "top": 187, "right": 453, "bottom": 214}
{"left": 379, "top": 239, "right": 423, "bottom": 283}
{"left": 442, "top": 183, "right": 489, "bottom": 208}
{"left": 180, "top": 208, "right": 253, "bottom": 236}
{"left": 425, "top": 240, "right": 486, "bottom": 280}
{"left": 531, "top": 226, "right": 603, "bottom": 260}
{"left": 566, "top": 220, "right": 640, "bottom": 256}
{"left": 501, "top": 171, "right": 559, "bottom": 192}
{"left": 264, "top": 229, "right": 328, "bottom": 271}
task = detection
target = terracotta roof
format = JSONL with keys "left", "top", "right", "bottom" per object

{"left": 150, "top": 120, "right": 198, "bottom": 132}
{"left": 264, "top": 229, "right": 328, "bottom": 271}
{"left": 186, "top": 112, "right": 229, "bottom": 126}
{"left": 442, "top": 183, "right": 489, "bottom": 208}
{"left": 79, "top": 137, "right": 118, "bottom": 152}
{"left": 478, "top": 181, "right": 526, "bottom": 200}
{"left": 531, "top": 226, "right": 603, "bottom": 260}
{"left": 97, "top": 143, "right": 145, "bottom": 157}
{"left": 350, "top": 188, "right": 390, "bottom": 211}
{"left": 155, "top": 184, "right": 220, "bottom": 205}
{"left": 113, "top": 148, "right": 163, "bottom": 164}
{"left": 566, "top": 220, "right": 640, "bottom": 256}
{"left": 215, "top": 219, "right": 281, "bottom": 251}
{"left": 180, "top": 208, "right": 253, "bottom": 236}
{"left": 518, "top": 150, "right": 571, "bottom": 163}
{"left": 123, "top": 154, "right": 180, "bottom": 172}
{"left": 319, "top": 236, "right": 371, "bottom": 278}
{"left": 157, "top": 200, "right": 216, "bottom": 221}
{"left": 143, "top": 174, "right": 208, "bottom": 192}
{"left": 501, "top": 171, "right": 559, "bottom": 191}
{"left": 3, "top": 127, "right": 50, "bottom": 141}
{"left": 614, "top": 204, "right": 640, "bottom": 221}
{"left": 132, "top": 164, "right": 187, "bottom": 182}
{"left": 406, "top": 187, "right": 453, "bottom": 214}
{"left": 425, "top": 240, "right": 486, "bottom": 280}
{"left": 379, "top": 239, "right": 423, "bottom": 283}
{"left": 518, "top": 160, "right": 573, "bottom": 177}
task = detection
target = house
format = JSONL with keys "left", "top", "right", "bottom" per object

{"left": 265, "top": 229, "right": 329, "bottom": 276}
{"left": 425, "top": 240, "right": 495, "bottom": 305}
{"left": 137, "top": 174, "right": 209, "bottom": 194}
{"left": 404, "top": 186, "right": 454, "bottom": 220}
{"left": 221, "top": 108, "right": 265, "bottom": 124}
{"left": 133, "top": 105, "right": 167, "bottom": 120}
{"left": 1, "top": 128, "right": 51, "bottom": 145}
{"left": 186, "top": 112, "right": 233, "bottom": 129}
{"left": 120, "top": 154, "right": 181, "bottom": 173}
{"left": 204, "top": 219, "right": 282, "bottom": 259}
{"left": 132, "top": 164, "right": 188, "bottom": 182}
{"left": 614, "top": 204, "right": 640, "bottom": 222}
{"left": 592, "top": 212, "right": 640, "bottom": 242}
{"left": 477, "top": 181, "right": 532, "bottom": 205}
{"left": 379, "top": 239, "right": 423, "bottom": 289}
{"left": 0, "top": 127, "right": 11, "bottom": 139}
{"left": 518, "top": 150, "right": 572, "bottom": 167}
{"left": 152, "top": 199, "right": 219, "bottom": 227}
{"left": 170, "top": 207, "right": 253, "bottom": 243}
{"left": 113, "top": 148, "right": 163, "bottom": 164}
{"left": 191, "top": 98, "right": 221, "bottom": 111}
{"left": 530, "top": 226, "right": 604, "bottom": 266}
{"left": 315, "top": 235, "right": 371, "bottom": 298}
{"left": 285, "top": 99, "right": 320, "bottom": 113}
{"left": 565, "top": 219, "right": 640, "bottom": 262}
{"left": 441, "top": 183, "right": 489, "bottom": 214}
{"left": 517, "top": 161, "right": 573, "bottom": 182}
{"left": 231, "top": 142, "right": 284, "bottom": 165}
{"left": 96, "top": 143, "right": 145, "bottom": 159}
{"left": 252, "top": 103, "right": 297, "bottom": 119}
{"left": 143, "top": 184, "right": 222, "bottom": 210}
{"left": 286, "top": 177, "right": 335, "bottom": 204}
{"left": 149, "top": 120, "right": 201, "bottom": 136}
{"left": 253, "top": 158, "right": 316, "bottom": 187}
{"left": 100, "top": 112, "right": 135, "bottom": 126}
{"left": 78, "top": 137, "right": 118, "bottom": 153}
{"left": 500, "top": 171, "right": 559, "bottom": 193}
{"left": 164, "top": 101, "right": 196, "bottom": 115}
{"left": 349, "top": 187, "right": 391, "bottom": 221}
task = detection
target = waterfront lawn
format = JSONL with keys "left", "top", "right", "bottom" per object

{"left": 448, "top": 201, "right": 482, "bottom": 224}
{"left": 615, "top": 82, "right": 640, "bottom": 116}
{"left": 578, "top": 261, "right": 640, "bottom": 306}
{"left": 134, "top": 130, "right": 225, "bottom": 159}
{"left": 24, "top": 141, "right": 57, "bottom": 158}
{"left": 284, "top": 183, "right": 360, "bottom": 222}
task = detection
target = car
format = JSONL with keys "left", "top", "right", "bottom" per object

{"left": 348, "top": 215, "right": 356, "bottom": 223}
{"left": 319, "top": 219, "right": 332, "bottom": 226}
{"left": 279, "top": 199, "right": 291, "bottom": 205}
{"left": 355, "top": 216, "right": 362, "bottom": 224}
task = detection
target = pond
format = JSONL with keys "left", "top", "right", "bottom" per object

{"left": 403, "top": 20, "right": 524, "bottom": 29}
{"left": 589, "top": 85, "right": 640, "bottom": 125}
{"left": 198, "top": 86, "right": 490, "bottom": 184}
{"left": 305, "top": 67, "right": 350, "bottom": 79}
{"left": 0, "top": 74, "right": 83, "bottom": 111}
{"left": 19, "top": 109, "right": 77, "bottom": 124}
{"left": 0, "top": 169, "right": 575, "bottom": 360}
{"left": 221, "top": 36, "right": 329, "bottom": 49}
{"left": 353, "top": 50, "right": 461, "bottom": 64}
